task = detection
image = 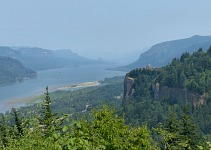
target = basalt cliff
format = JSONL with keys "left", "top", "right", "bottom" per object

{"left": 123, "top": 47, "right": 211, "bottom": 108}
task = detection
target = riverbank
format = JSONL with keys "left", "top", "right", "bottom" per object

{"left": 2, "top": 81, "right": 101, "bottom": 112}
{"left": 55, "top": 81, "right": 100, "bottom": 91}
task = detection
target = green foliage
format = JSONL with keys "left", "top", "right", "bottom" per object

{"left": 180, "top": 106, "right": 200, "bottom": 149}
{"left": 11, "top": 108, "right": 24, "bottom": 137}
{"left": 155, "top": 106, "right": 201, "bottom": 149}
{"left": 0, "top": 105, "right": 159, "bottom": 150}
{"left": 128, "top": 47, "right": 211, "bottom": 95}
{"left": 124, "top": 47, "right": 211, "bottom": 136}
{"left": 0, "top": 114, "right": 8, "bottom": 148}
{"left": 18, "top": 76, "right": 124, "bottom": 118}
{"left": 1, "top": 85, "right": 210, "bottom": 149}
{"left": 39, "top": 86, "right": 64, "bottom": 137}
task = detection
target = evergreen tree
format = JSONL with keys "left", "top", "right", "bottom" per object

{"left": 180, "top": 106, "right": 201, "bottom": 149}
{"left": 0, "top": 114, "right": 8, "bottom": 147}
{"left": 39, "top": 86, "right": 64, "bottom": 137}
{"left": 11, "top": 108, "right": 23, "bottom": 137}
{"left": 39, "top": 86, "right": 55, "bottom": 136}
{"left": 155, "top": 110, "right": 182, "bottom": 150}
{"left": 207, "top": 46, "right": 211, "bottom": 56}
{"left": 164, "top": 110, "right": 181, "bottom": 149}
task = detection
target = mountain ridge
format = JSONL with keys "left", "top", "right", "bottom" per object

{"left": 0, "top": 46, "right": 106, "bottom": 70}
{"left": 118, "top": 35, "right": 211, "bottom": 71}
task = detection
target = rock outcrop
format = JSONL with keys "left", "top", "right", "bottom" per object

{"left": 123, "top": 75, "right": 204, "bottom": 107}
{"left": 123, "top": 76, "right": 135, "bottom": 104}
{"left": 152, "top": 83, "right": 198, "bottom": 105}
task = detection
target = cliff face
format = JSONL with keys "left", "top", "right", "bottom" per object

{"left": 123, "top": 77, "right": 135, "bottom": 100}
{"left": 123, "top": 76, "right": 205, "bottom": 107}
{"left": 123, "top": 48, "right": 211, "bottom": 107}
{"left": 152, "top": 83, "right": 200, "bottom": 105}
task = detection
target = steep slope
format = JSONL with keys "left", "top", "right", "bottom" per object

{"left": 0, "top": 56, "right": 37, "bottom": 84}
{"left": 119, "top": 35, "right": 211, "bottom": 71}
{"left": 122, "top": 47, "right": 211, "bottom": 134}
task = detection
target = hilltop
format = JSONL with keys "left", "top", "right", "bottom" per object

{"left": 118, "top": 35, "right": 211, "bottom": 71}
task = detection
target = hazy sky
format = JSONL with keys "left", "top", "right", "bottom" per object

{"left": 0, "top": 0, "right": 211, "bottom": 59}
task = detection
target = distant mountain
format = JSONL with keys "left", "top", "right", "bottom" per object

{"left": 0, "top": 46, "right": 106, "bottom": 70}
{"left": 0, "top": 56, "right": 37, "bottom": 84}
{"left": 0, "top": 46, "right": 21, "bottom": 59}
{"left": 118, "top": 35, "right": 211, "bottom": 71}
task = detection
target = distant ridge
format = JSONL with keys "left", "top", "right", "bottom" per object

{"left": 0, "top": 46, "right": 107, "bottom": 70}
{"left": 118, "top": 35, "right": 211, "bottom": 71}
{"left": 0, "top": 56, "right": 36, "bottom": 84}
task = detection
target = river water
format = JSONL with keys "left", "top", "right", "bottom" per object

{"left": 0, "top": 65, "right": 126, "bottom": 112}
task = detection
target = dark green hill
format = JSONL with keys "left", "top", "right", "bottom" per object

{"left": 0, "top": 56, "right": 37, "bottom": 84}
{"left": 119, "top": 35, "right": 211, "bottom": 71}
{"left": 123, "top": 47, "right": 211, "bottom": 135}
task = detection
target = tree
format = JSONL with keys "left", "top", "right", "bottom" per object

{"left": 0, "top": 114, "right": 8, "bottom": 148}
{"left": 207, "top": 46, "right": 211, "bottom": 56}
{"left": 39, "top": 86, "right": 58, "bottom": 137}
{"left": 155, "top": 110, "right": 182, "bottom": 150}
{"left": 179, "top": 106, "right": 201, "bottom": 149}
{"left": 11, "top": 108, "right": 23, "bottom": 137}
{"left": 65, "top": 105, "right": 158, "bottom": 149}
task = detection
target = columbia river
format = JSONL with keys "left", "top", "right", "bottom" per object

{"left": 0, "top": 65, "right": 126, "bottom": 112}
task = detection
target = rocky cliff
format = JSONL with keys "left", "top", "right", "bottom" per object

{"left": 123, "top": 74, "right": 205, "bottom": 107}
{"left": 123, "top": 48, "right": 211, "bottom": 107}
{"left": 123, "top": 77, "right": 135, "bottom": 102}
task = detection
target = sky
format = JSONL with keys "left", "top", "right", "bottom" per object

{"left": 0, "top": 0, "right": 211, "bottom": 60}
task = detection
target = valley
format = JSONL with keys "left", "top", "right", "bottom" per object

{"left": 1, "top": 37, "right": 211, "bottom": 149}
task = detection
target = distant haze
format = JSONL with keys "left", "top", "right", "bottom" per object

{"left": 0, "top": 0, "right": 211, "bottom": 60}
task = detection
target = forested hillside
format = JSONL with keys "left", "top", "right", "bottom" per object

{"left": 0, "top": 88, "right": 209, "bottom": 149}
{"left": 0, "top": 56, "right": 36, "bottom": 84}
{"left": 119, "top": 35, "right": 211, "bottom": 71}
{"left": 123, "top": 46, "right": 211, "bottom": 137}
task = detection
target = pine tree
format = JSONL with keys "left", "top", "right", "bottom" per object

{"left": 180, "top": 106, "right": 201, "bottom": 149}
{"left": 39, "top": 86, "right": 55, "bottom": 136}
{"left": 39, "top": 86, "right": 64, "bottom": 137}
{"left": 11, "top": 108, "right": 23, "bottom": 137}
{"left": 155, "top": 110, "right": 181, "bottom": 150}
{"left": 164, "top": 110, "right": 181, "bottom": 149}
{"left": 207, "top": 46, "right": 211, "bottom": 56}
{"left": 0, "top": 114, "right": 8, "bottom": 147}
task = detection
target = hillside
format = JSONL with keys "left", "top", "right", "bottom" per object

{"left": 119, "top": 35, "right": 211, "bottom": 71}
{"left": 0, "top": 77, "right": 205, "bottom": 149}
{"left": 0, "top": 46, "right": 106, "bottom": 70}
{"left": 0, "top": 56, "right": 37, "bottom": 84}
{"left": 123, "top": 47, "right": 211, "bottom": 135}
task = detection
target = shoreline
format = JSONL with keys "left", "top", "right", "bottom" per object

{"left": 55, "top": 81, "right": 100, "bottom": 91}
{"left": 1, "top": 81, "right": 101, "bottom": 112}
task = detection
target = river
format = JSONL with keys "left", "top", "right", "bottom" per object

{"left": 0, "top": 65, "right": 126, "bottom": 112}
